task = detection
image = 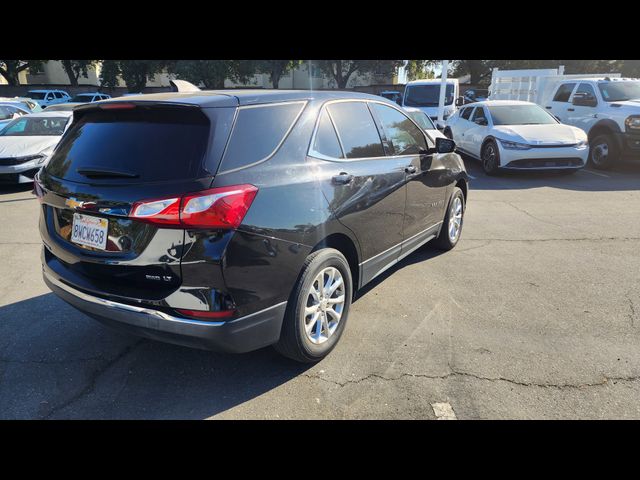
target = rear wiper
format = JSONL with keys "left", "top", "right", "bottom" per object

{"left": 77, "top": 167, "right": 139, "bottom": 178}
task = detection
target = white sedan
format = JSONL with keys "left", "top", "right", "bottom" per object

{"left": 0, "top": 111, "right": 73, "bottom": 184}
{"left": 444, "top": 100, "right": 589, "bottom": 175}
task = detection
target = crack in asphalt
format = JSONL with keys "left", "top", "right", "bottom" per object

{"left": 627, "top": 293, "right": 638, "bottom": 328}
{"left": 42, "top": 340, "right": 143, "bottom": 419}
{"left": 302, "top": 367, "right": 640, "bottom": 391}
{"left": 504, "top": 201, "right": 567, "bottom": 229}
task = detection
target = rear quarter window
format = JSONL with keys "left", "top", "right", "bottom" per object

{"left": 218, "top": 101, "right": 306, "bottom": 173}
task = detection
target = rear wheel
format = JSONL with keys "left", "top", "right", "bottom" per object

{"left": 589, "top": 133, "right": 619, "bottom": 170}
{"left": 481, "top": 140, "right": 501, "bottom": 175}
{"left": 434, "top": 187, "right": 465, "bottom": 251}
{"left": 274, "top": 248, "right": 352, "bottom": 363}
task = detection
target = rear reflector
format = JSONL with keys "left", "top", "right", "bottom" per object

{"left": 176, "top": 309, "right": 235, "bottom": 319}
{"left": 99, "top": 103, "right": 136, "bottom": 110}
{"left": 130, "top": 184, "right": 258, "bottom": 229}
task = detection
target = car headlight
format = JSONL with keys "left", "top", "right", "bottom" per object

{"left": 625, "top": 116, "right": 640, "bottom": 131}
{"left": 497, "top": 138, "right": 531, "bottom": 150}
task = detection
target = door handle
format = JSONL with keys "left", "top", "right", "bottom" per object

{"left": 405, "top": 165, "right": 417, "bottom": 174}
{"left": 567, "top": 108, "right": 575, "bottom": 112}
{"left": 332, "top": 172, "right": 353, "bottom": 185}
{"left": 545, "top": 106, "right": 552, "bottom": 109}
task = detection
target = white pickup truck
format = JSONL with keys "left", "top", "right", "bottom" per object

{"left": 489, "top": 67, "right": 640, "bottom": 169}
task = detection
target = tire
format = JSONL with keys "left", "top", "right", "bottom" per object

{"left": 433, "top": 187, "right": 465, "bottom": 251}
{"left": 589, "top": 133, "right": 619, "bottom": 170}
{"left": 274, "top": 248, "right": 352, "bottom": 363}
{"left": 443, "top": 127, "right": 453, "bottom": 139}
{"left": 481, "top": 140, "right": 501, "bottom": 175}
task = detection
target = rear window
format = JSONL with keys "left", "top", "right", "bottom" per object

{"left": 219, "top": 102, "right": 305, "bottom": 173}
{"left": 46, "top": 106, "right": 216, "bottom": 183}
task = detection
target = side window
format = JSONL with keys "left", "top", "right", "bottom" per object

{"left": 471, "top": 107, "right": 487, "bottom": 123}
{"left": 312, "top": 109, "right": 344, "bottom": 158}
{"left": 371, "top": 103, "right": 426, "bottom": 155}
{"left": 0, "top": 106, "right": 11, "bottom": 120}
{"left": 575, "top": 83, "right": 597, "bottom": 102}
{"left": 460, "top": 107, "right": 473, "bottom": 120}
{"left": 327, "top": 102, "right": 385, "bottom": 159}
{"left": 53, "top": 92, "right": 62, "bottom": 99}
{"left": 553, "top": 83, "right": 576, "bottom": 102}
{"left": 46, "top": 93, "right": 54, "bottom": 101}
{"left": 220, "top": 102, "right": 305, "bottom": 172}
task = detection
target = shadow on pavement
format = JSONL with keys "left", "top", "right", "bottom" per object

{"left": 461, "top": 155, "right": 640, "bottom": 192}
{"left": 0, "top": 292, "right": 312, "bottom": 419}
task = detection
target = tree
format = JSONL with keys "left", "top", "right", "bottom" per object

{"left": 168, "top": 60, "right": 256, "bottom": 89}
{"left": 254, "top": 60, "right": 301, "bottom": 88}
{"left": 405, "top": 60, "right": 439, "bottom": 81}
{"left": 99, "top": 60, "right": 121, "bottom": 89}
{"left": 0, "top": 60, "right": 45, "bottom": 85}
{"left": 317, "top": 60, "right": 404, "bottom": 89}
{"left": 118, "top": 60, "right": 167, "bottom": 93}
{"left": 58, "top": 60, "right": 97, "bottom": 87}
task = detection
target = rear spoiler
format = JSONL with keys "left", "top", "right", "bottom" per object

{"left": 170, "top": 79, "right": 201, "bottom": 93}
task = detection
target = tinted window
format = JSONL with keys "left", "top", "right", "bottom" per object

{"left": 598, "top": 81, "right": 640, "bottom": 102}
{"left": 28, "top": 92, "right": 46, "bottom": 100}
{"left": 53, "top": 92, "right": 63, "bottom": 99}
{"left": 460, "top": 107, "right": 473, "bottom": 120}
{"left": 471, "top": 107, "right": 487, "bottom": 123}
{"left": 46, "top": 107, "right": 214, "bottom": 183}
{"left": 553, "top": 83, "right": 576, "bottom": 102}
{"left": 371, "top": 103, "right": 426, "bottom": 155}
{"left": 313, "top": 109, "right": 343, "bottom": 158}
{"left": 327, "top": 102, "right": 384, "bottom": 158}
{"left": 221, "top": 102, "right": 304, "bottom": 172}
{"left": 404, "top": 84, "right": 455, "bottom": 107}
{"left": 407, "top": 110, "right": 436, "bottom": 130}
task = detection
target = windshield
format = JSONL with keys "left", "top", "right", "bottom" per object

{"left": 407, "top": 110, "right": 436, "bottom": 130}
{"left": 598, "top": 82, "right": 640, "bottom": 102}
{"left": 28, "top": 92, "right": 47, "bottom": 100}
{"left": 404, "top": 84, "right": 454, "bottom": 107}
{"left": 488, "top": 105, "right": 558, "bottom": 126}
{"left": 0, "top": 116, "right": 68, "bottom": 136}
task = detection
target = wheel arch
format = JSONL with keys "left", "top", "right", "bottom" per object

{"left": 588, "top": 119, "right": 621, "bottom": 142}
{"left": 311, "top": 233, "right": 360, "bottom": 294}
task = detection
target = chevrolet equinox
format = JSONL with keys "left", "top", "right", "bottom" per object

{"left": 36, "top": 90, "right": 469, "bottom": 362}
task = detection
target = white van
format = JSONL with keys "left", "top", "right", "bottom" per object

{"left": 401, "top": 79, "right": 459, "bottom": 128}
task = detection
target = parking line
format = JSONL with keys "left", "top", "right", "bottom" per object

{"left": 431, "top": 402, "right": 457, "bottom": 420}
{"left": 580, "top": 169, "right": 610, "bottom": 178}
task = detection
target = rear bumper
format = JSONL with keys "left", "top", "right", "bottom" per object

{"left": 43, "top": 267, "right": 287, "bottom": 353}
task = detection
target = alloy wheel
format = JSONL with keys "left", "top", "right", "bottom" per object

{"left": 448, "top": 196, "right": 463, "bottom": 242}
{"left": 304, "top": 267, "right": 345, "bottom": 345}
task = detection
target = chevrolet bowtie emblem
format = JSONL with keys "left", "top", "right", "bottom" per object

{"left": 65, "top": 197, "right": 83, "bottom": 209}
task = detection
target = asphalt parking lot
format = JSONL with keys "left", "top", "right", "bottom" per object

{"left": 1, "top": 158, "right": 640, "bottom": 419}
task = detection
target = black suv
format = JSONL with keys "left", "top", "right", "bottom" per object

{"left": 35, "top": 90, "right": 468, "bottom": 362}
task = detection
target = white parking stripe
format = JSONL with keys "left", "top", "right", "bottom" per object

{"left": 580, "top": 169, "right": 610, "bottom": 178}
{"left": 431, "top": 402, "right": 457, "bottom": 420}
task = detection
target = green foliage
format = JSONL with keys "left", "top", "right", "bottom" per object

{"left": 168, "top": 60, "right": 256, "bottom": 89}
{"left": 317, "top": 60, "right": 404, "bottom": 89}
{"left": 405, "top": 60, "right": 439, "bottom": 81}
{"left": 99, "top": 60, "right": 121, "bottom": 89}
{"left": 254, "top": 60, "right": 301, "bottom": 88}
{"left": 0, "top": 60, "right": 45, "bottom": 85}
{"left": 58, "top": 60, "right": 97, "bottom": 86}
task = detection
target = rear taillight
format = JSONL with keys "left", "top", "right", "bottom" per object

{"left": 130, "top": 184, "right": 258, "bottom": 229}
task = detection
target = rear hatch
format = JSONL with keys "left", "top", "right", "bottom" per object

{"left": 37, "top": 101, "right": 235, "bottom": 301}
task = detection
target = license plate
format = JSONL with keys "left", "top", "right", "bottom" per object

{"left": 71, "top": 213, "right": 108, "bottom": 250}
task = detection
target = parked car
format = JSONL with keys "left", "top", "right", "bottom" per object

{"left": 26, "top": 90, "right": 71, "bottom": 108}
{"left": 401, "top": 79, "right": 459, "bottom": 128}
{"left": 35, "top": 90, "right": 469, "bottom": 362}
{"left": 0, "top": 97, "right": 43, "bottom": 113}
{"left": 444, "top": 100, "right": 589, "bottom": 175}
{"left": 0, "top": 111, "right": 73, "bottom": 184}
{"left": 463, "top": 88, "right": 489, "bottom": 104}
{"left": 404, "top": 108, "right": 447, "bottom": 141}
{"left": 489, "top": 68, "right": 640, "bottom": 169}
{"left": 45, "top": 103, "right": 83, "bottom": 112}
{"left": 379, "top": 90, "right": 402, "bottom": 104}
{"left": 70, "top": 92, "right": 112, "bottom": 103}
{"left": 0, "top": 103, "right": 31, "bottom": 128}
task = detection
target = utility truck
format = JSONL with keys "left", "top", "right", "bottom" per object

{"left": 489, "top": 66, "right": 640, "bottom": 169}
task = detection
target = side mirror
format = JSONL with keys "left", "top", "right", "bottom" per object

{"left": 572, "top": 92, "right": 597, "bottom": 107}
{"left": 395, "top": 97, "right": 402, "bottom": 105}
{"left": 435, "top": 137, "right": 456, "bottom": 154}
{"left": 474, "top": 117, "right": 488, "bottom": 126}
{"left": 455, "top": 96, "right": 465, "bottom": 107}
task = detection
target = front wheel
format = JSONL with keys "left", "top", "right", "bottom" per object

{"left": 433, "top": 187, "right": 465, "bottom": 251}
{"left": 589, "top": 134, "right": 619, "bottom": 170}
{"left": 481, "top": 140, "right": 501, "bottom": 175}
{"left": 274, "top": 248, "right": 352, "bottom": 363}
